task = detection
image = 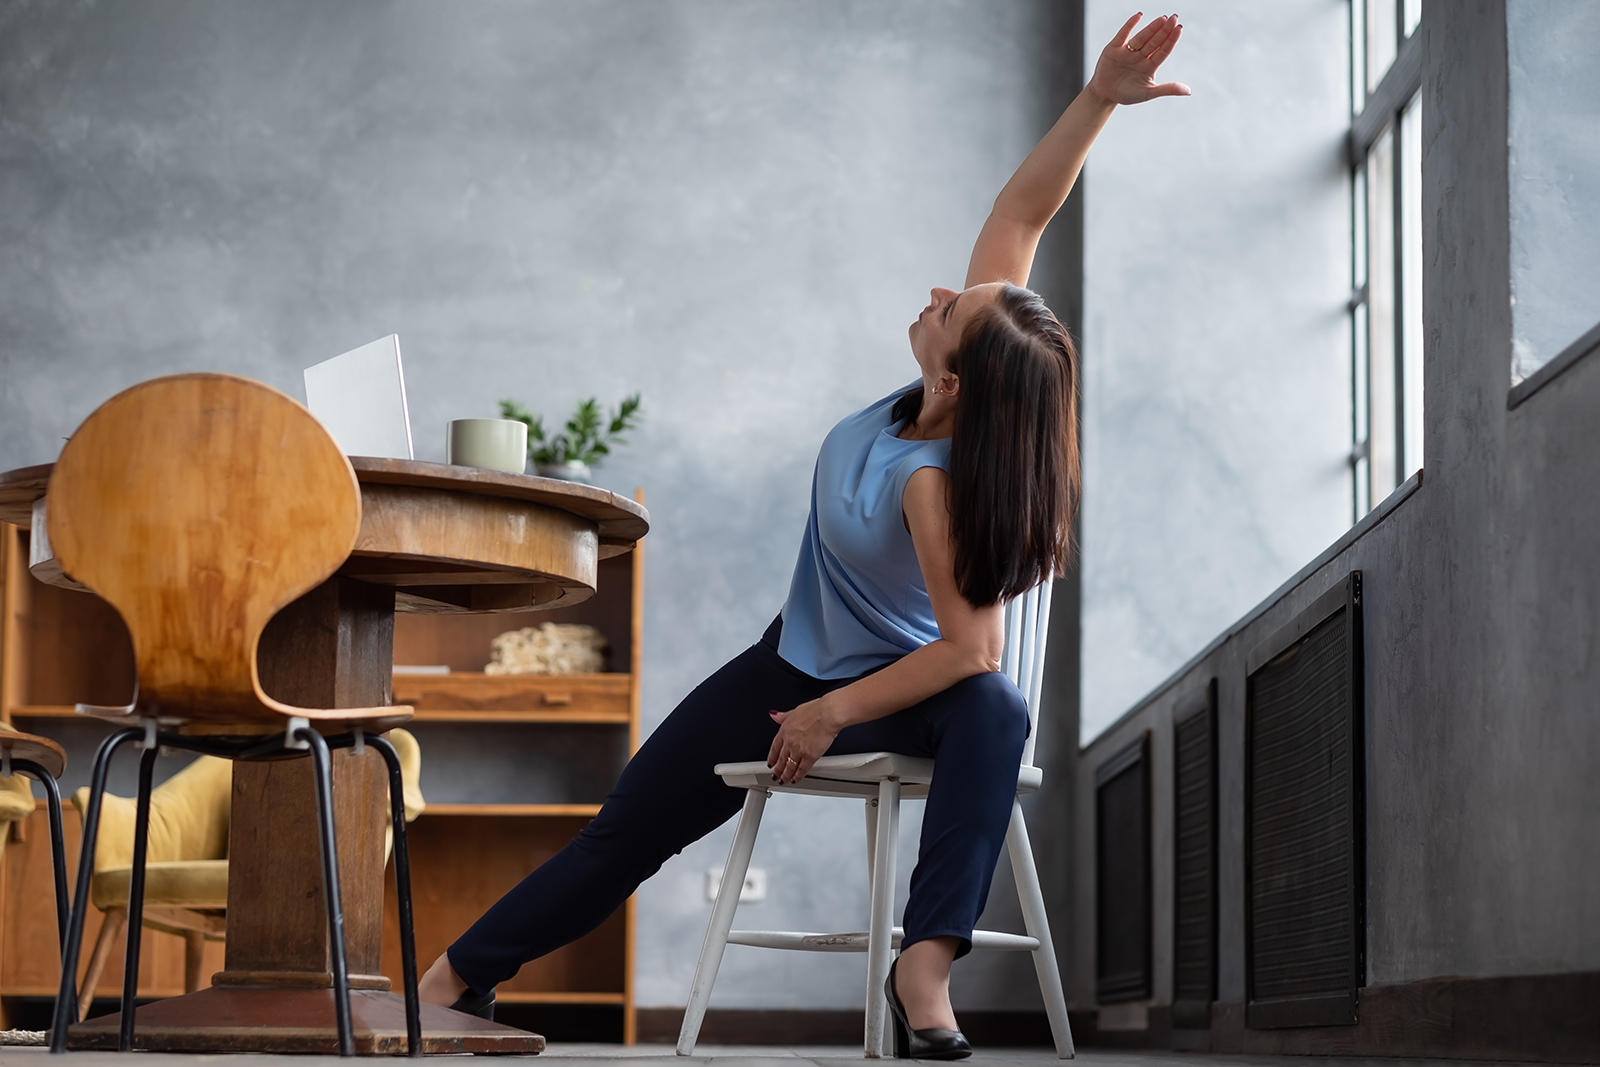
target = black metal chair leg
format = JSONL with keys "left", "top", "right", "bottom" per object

{"left": 12, "top": 760, "right": 70, "bottom": 959}
{"left": 118, "top": 746, "right": 158, "bottom": 1051}
{"left": 299, "top": 726, "right": 355, "bottom": 1057}
{"left": 50, "top": 726, "right": 143, "bottom": 1054}
{"left": 368, "top": 735, "right": 422, "bottom": 1057}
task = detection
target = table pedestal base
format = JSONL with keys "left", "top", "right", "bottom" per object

{"left": 67, "top": 986, "right": 545, "bottom": 1055}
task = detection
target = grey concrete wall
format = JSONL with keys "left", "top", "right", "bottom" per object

{"left": 0, "top": 0, "right": 1079, "bottom": 1012}
{"left": 1070, "top": 0, "right": 1600, "bottom": 1032}
{"left": 1507, "top": 0, "right": 1600, "bottom": 380}
{"left": 1077, "top": 0, "right": 1355, "bottom": 744}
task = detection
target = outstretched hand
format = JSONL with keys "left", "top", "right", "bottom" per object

{"left": 1088, "top": 13, "right": 1190, "bottom": 106}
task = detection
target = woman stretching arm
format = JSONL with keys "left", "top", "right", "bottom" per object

{"left": 420, "top": 15, "right": 1186, "bottom": 1058}
{"left": 765, "top": 10, "right": 1189, "bottom": 777}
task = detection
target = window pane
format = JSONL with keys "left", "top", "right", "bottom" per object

{"left": 1352, "top": 301, "right": 1371, "bottom": 519}
{"left": 1367, "top": 0, "right": 1398, "bottom": 92}
{"left": 1400, "top": 95, "right": 1423, "bottom": 477}
{"left": 1403, "top": 0, "right": 1422, "bottom": 38}
{"left": 1351, "top": 0, "right": 1367, "bottom": 116}
{"left": 1507, "top": 1, "right": 1600, "bottom": 381}
{"left": 1352, "top": 165, "right": 1368, "bottom": 290}
{"left": 1367, "top": 128, "right": 1397, "bottom": 505}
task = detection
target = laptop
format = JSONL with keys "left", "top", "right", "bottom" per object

{"left": 302, "top": 335, "right": 415, "bottom": 460}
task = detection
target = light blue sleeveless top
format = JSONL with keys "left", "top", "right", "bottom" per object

{"left": 778, "top": 383, "right": 952, "bottom": 679}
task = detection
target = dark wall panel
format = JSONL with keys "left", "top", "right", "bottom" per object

{"left": 1246, "top": 573, "right": 1364, "bottom": 1029}
{"left": 1096, "top": 733, "right": 1150, "bottom": 1004}
{"left": 1172, "top": 679, "right": 1216, "bottom": 1028}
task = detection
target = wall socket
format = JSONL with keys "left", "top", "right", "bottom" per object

{"left": 705, "top": 867, "right": 766, "bottom": 903}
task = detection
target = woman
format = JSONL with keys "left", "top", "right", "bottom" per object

{"left": 420, "top": 14, "right": 1187, "bottom": 1058}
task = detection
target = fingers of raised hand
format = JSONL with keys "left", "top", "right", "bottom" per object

{"left": 1126, "top": 14, "right": 1178, "bottom": 63}
{"left": 1147, "top": 21, "right": 1183, "bottom": 66}
{"left": 1109, "top": 11, "right": 1143, "bottom": 49}
{"left": 1124, "top": 14, "right": 1164, "bottom": 54}
{"left": 1150, "top": 80, "right": 1192, "bottom": 99}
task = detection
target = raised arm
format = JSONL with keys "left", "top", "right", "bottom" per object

{"left": 966, "top": 12, "right": 1189, "bottom": 289}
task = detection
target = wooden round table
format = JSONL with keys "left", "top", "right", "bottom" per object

{"left": 0, "top": 458, "right": 648, "bottom": 1054}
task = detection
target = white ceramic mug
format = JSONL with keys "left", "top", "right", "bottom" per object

{"left": 446, "top": 419, "right": 528, "bottom": 474}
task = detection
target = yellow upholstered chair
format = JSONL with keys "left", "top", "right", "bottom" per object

{"left": 0, "top": 727, "right": 38, "bottom": 828}
{"left": 0, "top": 723, "right": 71, "bottom": 960}
{"left": 72, "top": 731, "right": 425, "bottom": 1017}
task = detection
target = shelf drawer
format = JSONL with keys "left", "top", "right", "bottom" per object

{"left": 392, "top": 671, "right": 631, "bottom": 722}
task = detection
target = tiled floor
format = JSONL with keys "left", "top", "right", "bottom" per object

{"left": 0, "top": 1047, "right": 1516, "bottom": 1067}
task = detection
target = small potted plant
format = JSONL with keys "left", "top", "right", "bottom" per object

{"left": 498, "top": 394, "right": 642, "bottom": 483}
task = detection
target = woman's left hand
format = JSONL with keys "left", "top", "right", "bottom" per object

{"left": 1087, "top": 13, "right": 1191, "bottom": 106}
{"left": 767, "top": 700, "right": 840, "bottom": 784}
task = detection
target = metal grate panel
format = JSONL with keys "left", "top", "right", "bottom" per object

{"left": 1096, "top": 734, "right": 1150, "bottom": 1004}
{"left": 1245, "top": 574, "right": 1364, "bottom": 1029}
{"left": 1172, "top": 680, "right": 1216, "bottom": 1028}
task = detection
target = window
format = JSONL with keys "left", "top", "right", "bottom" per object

{"left": 1348, "top": 1, "right": 1423, "bottom": 519}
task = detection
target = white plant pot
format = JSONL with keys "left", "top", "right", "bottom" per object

{"left": 537, "top": 460, "right": 593, "bottom": 483}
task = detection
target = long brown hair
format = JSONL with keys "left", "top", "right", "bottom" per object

{"left": 892, "top": 285, "right": 1080, "bottom": 606}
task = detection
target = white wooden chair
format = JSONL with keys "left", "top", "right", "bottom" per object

{"left": 677, "top": 584, "right": 1073, "bottom": 1059}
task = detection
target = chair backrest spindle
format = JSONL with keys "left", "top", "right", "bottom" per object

{"left": 1002, "top": 581, "right": 1054, "bottom": 770}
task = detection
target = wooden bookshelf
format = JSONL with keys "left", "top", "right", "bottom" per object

{"left": 421, "top": 803, "right": 603, "bottom": 818}
{"left": 382, "top": 488, "right": 645, "bottom": 1043}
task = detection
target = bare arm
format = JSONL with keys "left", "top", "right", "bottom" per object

{"left": 767, "top": 466, "right": 1003, "bottom": 784}
{"left": 966, "top": 12, "right": 1189, "bottom": 289}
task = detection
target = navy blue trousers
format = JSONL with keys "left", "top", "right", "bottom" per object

{"left": 447, "top": 618, "right": 1028, "bottom": 993}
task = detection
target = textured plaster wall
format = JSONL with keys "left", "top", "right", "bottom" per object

{"left": 1507, "top": 0, "right": 1600, "bottom": 379}
{"left": 0, "top": 0, "right": 1078, "bottom": 1011}
{"left": 1078, "top": 0, "right": 1353, "bottom": 743}
{"left": 1071, "top": 0, "right": 1600, "bottom": 1026}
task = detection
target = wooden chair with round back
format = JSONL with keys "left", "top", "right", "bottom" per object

{"left": 43, "top": 373, "right": 419, "bottom": 1057}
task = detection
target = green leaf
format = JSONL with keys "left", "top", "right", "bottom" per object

{"left": 501, "top": 393, "right": 643, "bottom": 468}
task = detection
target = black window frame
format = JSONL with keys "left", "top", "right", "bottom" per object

{"left": 1348, "top": 2, "right": 1424, "bottom": 520}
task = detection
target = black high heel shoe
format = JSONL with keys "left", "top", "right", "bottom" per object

{"left": 448, "top": 986, "right": 496, "bottom": 1021}
{"left": 884, "top": 959, "right": 971, "bottom": 1060}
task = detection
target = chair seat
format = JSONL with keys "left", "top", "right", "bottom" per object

{"left": 715, "top": 753, "right": 1042, "bottom": 800}
{"left": 92, "top": 860, "right": 229, "bottom": 910}
{"left": 75, "top": 702, "right": 414, "bottom": 732}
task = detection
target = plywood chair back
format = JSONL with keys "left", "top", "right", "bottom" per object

{"left": 47, "top": 373, "right": 375, "bottom": 726}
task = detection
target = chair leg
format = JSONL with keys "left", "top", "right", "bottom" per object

{"left": 676, "top": 787, "right": 768, "bottom": 1057}
{"left": 864, "top": 798, "right": 878, "bottom": 894}
{"left": 50, "top": 725, "right": 142, "bottom": 1053}
{"left": 1006, "top": 800, "right": 1074, "bottom": 1059}
{"left": 864, "top": 778, "right": 900, "bottom": 1059}
{"left": 298, "top": 726, "right": 355, "bottom": 1058}
{"left": 13, "top": 761, "right": 70, "bottom": 958}
{"left": 118, "top": 745, "right": 158, "bottom": 1051}
{"left": 77, "top": 909, "right": 126, "bottom": 1022}
{"left": 183, "top": 932, "right": 206, "bottom": 994}
{"left": 368, "top": 734, "right": 422, "bottom": 1058}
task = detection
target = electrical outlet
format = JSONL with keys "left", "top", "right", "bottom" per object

{"left": 705, "top": 867, "right": 766, "bottom": 903}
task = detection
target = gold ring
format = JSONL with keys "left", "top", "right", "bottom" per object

{"left": 786, "top": 756, "right": 798, "bottom": 765}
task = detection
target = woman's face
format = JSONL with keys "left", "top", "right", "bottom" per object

{"left": 908, "top": 282, "right": 1003, "bottom": 391}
